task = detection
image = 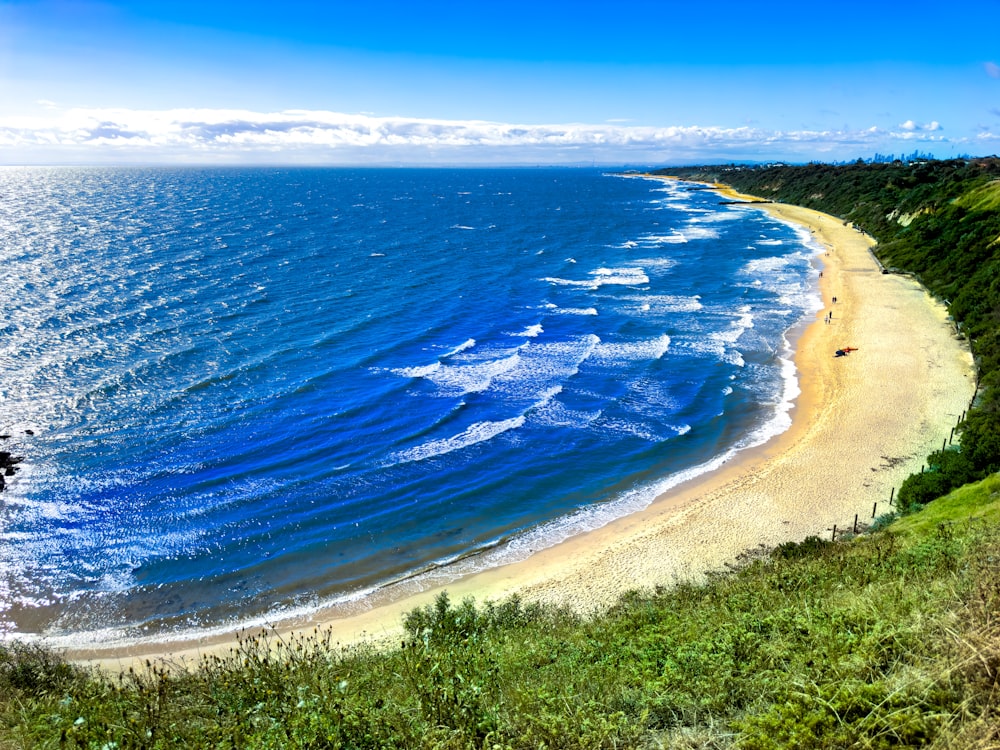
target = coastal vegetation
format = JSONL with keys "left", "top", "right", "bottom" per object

{"left": 2, "top": 158, "right": 999, "bottom": 748}
{"left": 2, "top": 473, "right": 999, "bottom": 748}
{"left": 655, "top": 158, "right": 1000, "bottom": 512}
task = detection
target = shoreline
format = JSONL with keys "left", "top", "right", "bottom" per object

{"left": 75, "top": 182, "right": 976, "bottom": 671}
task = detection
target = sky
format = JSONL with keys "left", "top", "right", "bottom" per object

{"left": 1, "top": 0, "right": 999, "bottom": 166}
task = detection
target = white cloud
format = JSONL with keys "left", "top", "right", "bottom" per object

{"left": 0, "top": 107, "right": 971, "bottom": 165}
{"left": 986, "top": 62, "right": 1000, "bottom": 79}
{"left": 898, "top": 120, "right": 942, "bottom": 132}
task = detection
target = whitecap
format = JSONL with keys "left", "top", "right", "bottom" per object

{"left": 711, "top": 310, "right": 755, "bottom": 346}
{"left": 486, "top": 335, "right": 599, "bottom": 401}
{"left": 393, "top": 361, "right": 442, "bottom": 379}
{"left": 638, "top": 232, "right": 687, "bottom": 244}
{"left": 542, "top": 266, "right": 648, "bottom": 291}
{"left": 529, "top": 384, "right": 564, "bottom": 407}
{"left": 552, "top": 307, "right": 598, "bottom": 316}
{"left": 420, "top": 351, "right": 523, "bottom": 395}
{"left": 509, "top": 324, "right": 543, "bottom": 338}
{"left": 592, "top": 267, "right": 649, "bottom": 285}
{"left": 589, "top": 333, "right": 671, "bottom": 365}
{"left": 742, "top": 255, "right": 794, "bottom": 275}
{"left": 387, "top": 416, "right": 525, "bottom": 465}
{"left": 443, "top": 338, "right": 476, "bottom": 357}
{"left": 631, "top": 257, "right": 677, "bottom": 271}
{"left": 542, "top": 277, "right": 594, "bottom": 288}
{"left": 682, "top": 226, "right": 721, "bottom": 240}
{"left": 623, "top": 294, "right": 702, "bottom": 315}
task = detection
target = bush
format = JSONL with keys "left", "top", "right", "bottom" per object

{"left": 898, "top": 448, "right": 978, "bottom": 511}
{"left": 0, "top": 641, "right": 84, "bottom": 697}
{"left": 771, "top": 535, "right": 831, "bottom": 560}
{"left": 897, "top": 470, "right": 952, "bottom": 511}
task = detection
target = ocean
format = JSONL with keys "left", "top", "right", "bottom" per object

{"left": 0, "top": 167, "right": 822, "bottom": 646}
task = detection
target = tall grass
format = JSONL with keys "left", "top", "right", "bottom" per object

{"left": 2, "top": 475, "right": 999, "bottom": 748}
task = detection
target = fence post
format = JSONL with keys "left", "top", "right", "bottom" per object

{"left": 831, "top": 524, "right": 837, "bottom": 542}
{"left": 889, "top": 487, "right": 895, "bottom": 506}
{"left": 872, "top": 501, "right": 877, "bottom": 518}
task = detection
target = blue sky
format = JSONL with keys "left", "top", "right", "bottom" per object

{"left": 1, "top": 0, "right": 998, "bottom": 165}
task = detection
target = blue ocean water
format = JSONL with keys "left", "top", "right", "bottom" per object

{"left": 0, "top": 168, "right": 821, "bottom": 645}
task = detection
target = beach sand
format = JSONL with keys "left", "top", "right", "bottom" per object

{"left": 80, "top": 187, "right": 976, "bottom": 671}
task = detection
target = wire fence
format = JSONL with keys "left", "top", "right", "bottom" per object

{"left": 830, "top": 400, "right": 975, "bottom": 541}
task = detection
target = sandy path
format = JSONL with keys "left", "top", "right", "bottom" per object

{"left": 79, "top": 189, "right": 976, "bottom": 671}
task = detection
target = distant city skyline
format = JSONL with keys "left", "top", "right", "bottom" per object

{"left": 2, "top": 0, "right": 998, "bottom": 165}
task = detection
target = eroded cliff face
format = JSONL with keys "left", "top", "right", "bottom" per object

{"left": 885, "top": 207, "right": 931, "bottom": 226}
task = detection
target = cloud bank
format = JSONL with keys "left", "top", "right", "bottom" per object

{"left": 0, "top": 107, "right": 978, "bottom": 165}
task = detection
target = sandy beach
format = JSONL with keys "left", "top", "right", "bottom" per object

{"left": 80, "top": 185, "right": 976, "bottom": 671}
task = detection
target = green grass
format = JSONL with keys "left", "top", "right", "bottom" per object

{"left": 954, "top": 179, "right": 1000, "bottom": 213}
{"left": 890, "top": 472, "right": 1000, "bottom": 541}
{"left": 3, "top": 476, "right": 999, "bottom": 749}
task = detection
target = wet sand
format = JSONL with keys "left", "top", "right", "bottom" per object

{"left": 80, "top": 185, "right": 976, "bottom": 672}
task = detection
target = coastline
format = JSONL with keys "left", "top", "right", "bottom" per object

{"left": 77, "top": 183, "right": 976, "bottom": 671}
